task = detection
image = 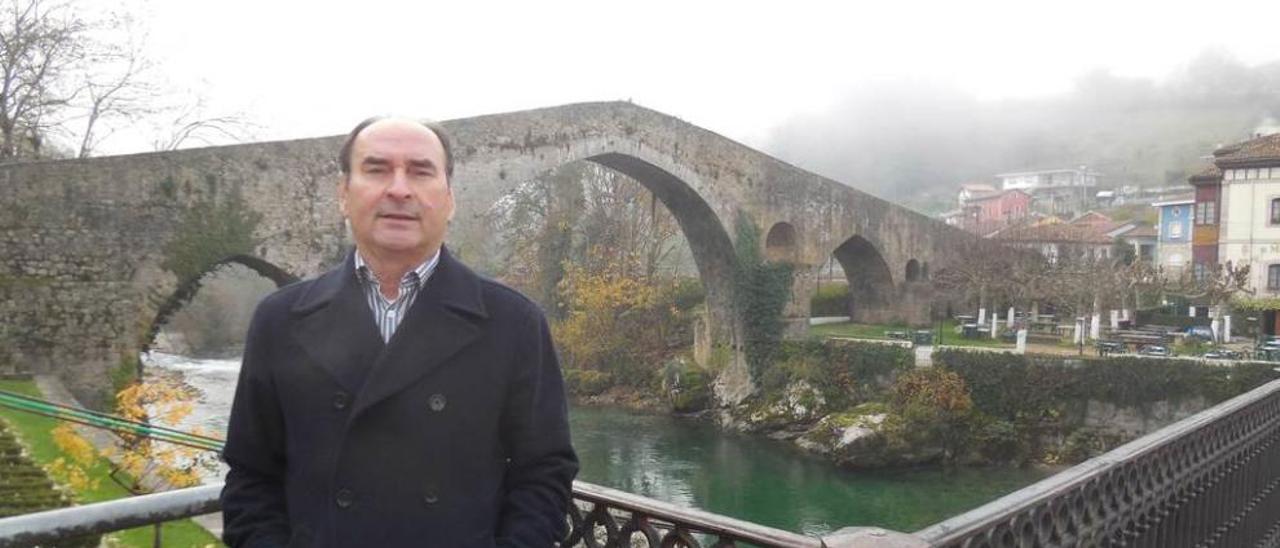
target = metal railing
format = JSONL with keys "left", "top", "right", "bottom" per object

{"left": 4, "top": 379, "right": 1280, "bottom": 547}
{"left": 916, "top": 378, "right": 1280, "bottom": 547}
{"left": 0, "top": 480, "right": 925, "bottom": 547}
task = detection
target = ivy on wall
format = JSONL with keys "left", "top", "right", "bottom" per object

{"left": 148, "top": 178, "right": 263, "bottom": 352}
{"left": 160, "top": 182, "right": 262, "bottom": 284}
{"left": 732, "top": 214, "right": 794, "bottom": 382}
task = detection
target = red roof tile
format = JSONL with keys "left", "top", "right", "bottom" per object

{"left": 991, "top": 223, "right": 1114, "bottom": 245}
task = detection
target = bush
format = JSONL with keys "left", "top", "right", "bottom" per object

{"left": 935, "top": 349, "right": 1280, "bottom": 415}
{"left": 884, "top": 368, "right": 977, "bottom": 461}
{"left": 763, "top": 340, "right": 914, "bottom": 409}
{"left": 662, "top": 358, "right": 712, "bottom": 412}
{"left": 810, "top": 283, "right": 850, "bottom": 317}
{"left": 562, "top": 369, "right": 613, "bottom": 397}
{"left": 1136, "top": 309, "right": 1210, "bottom": 329}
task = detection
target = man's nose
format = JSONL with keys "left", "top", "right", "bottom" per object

{"left": 385, "top": 170, "right": 413, "bottom": 199}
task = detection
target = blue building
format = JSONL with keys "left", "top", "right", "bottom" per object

{"left": 1153, "top": 197, "right": 1194, "bottom": 274}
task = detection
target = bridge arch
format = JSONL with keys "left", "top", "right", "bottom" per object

{"left": 831, "top": 235, "right": 896, "bottom": 324}
{"left": 141, "top": 254, "right": 298, "bottom": 355}
{"left": 764, "top": 222, "right": 799, "bottom": 264}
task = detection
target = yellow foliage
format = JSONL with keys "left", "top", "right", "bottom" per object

{"left": 893, "top": 368, "right": 974, "bottom": 413}
{"left": 553, "top": 264, "right": 663, "bottom": 372}
{"left": 112, "top": 379, "right": 218, "bottom": 493}
{"left": 47, "top": 425, "right": 101, "bottom": 493}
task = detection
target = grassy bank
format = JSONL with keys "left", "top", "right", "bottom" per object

{"left": 0, "top": 380, "right": 221, "bottom": 547}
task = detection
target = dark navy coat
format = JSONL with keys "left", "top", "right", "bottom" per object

{"left": 221, "top": 248, "right": 577, "bottom": 548}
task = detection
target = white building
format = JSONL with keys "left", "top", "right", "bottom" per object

{"left": 995, "top": 167, "right": 1099, "bottom": 217}
{"left": 1217, "top": 141, "right": 1280, "bottom": 296}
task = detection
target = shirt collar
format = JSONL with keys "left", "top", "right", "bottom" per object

{"left": 353, "top": 248, "right": 440, "bottom": 290}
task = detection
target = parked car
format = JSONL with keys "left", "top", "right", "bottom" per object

{"left": 1185, "top": 325, "right": 1214, "bottom": 341}
{"left": 1203, "top": 349, "right": 1243, "bottom": 360}
{"left": 1138, "top": 345, "right": 1172, "bottom": 357}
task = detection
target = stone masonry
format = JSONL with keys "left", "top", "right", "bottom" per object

{"left": 0, "top": 102, "right": 977, "bottom": 407}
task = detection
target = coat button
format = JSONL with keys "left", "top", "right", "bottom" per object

{"left": 333, "top": 392, "right": 348, "bottom": 411}
{"left": 335, "top": 488, "right": 354, "bottom": 509}
{"left": 428, "top": 393, "right": 446, "bottom": 412}
{"left": 422, "top": 491, "right": 439, "bottom": 505}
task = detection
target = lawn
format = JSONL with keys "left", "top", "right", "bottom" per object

{"left": 810, "top": 320, "right": 1015, "bottom": 349}
{"left": 0, "top": 380, "right": 222, "bottom": 547}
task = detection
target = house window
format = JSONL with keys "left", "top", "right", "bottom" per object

{"left": 1271, "top": 265, "right": 1280, "bottom": 290}
{"left": 1169, "top": 223, "right": 1183, "bottom": 238}
{"left": 1196, "top": 201, "right": 1217, "bottom": 225}
{"left": 1272, "top": 198, "right": 1280, "bottom": 225}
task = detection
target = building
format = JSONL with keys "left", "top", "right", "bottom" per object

{"left": 957, "top": 183, "right": 998, "bottom": 207}
{"left": 989, "top": 221, "right": 1114, "bottom": 264}
{"left": 1215, "top": 133, "right": 1280, "bottom": 334}
{"left": 1188, "top": 165, "right": 1222, "bottom": 283}
{"left": 1185, "top": 132, "right": 1280, "bottom": 336}
{"left": 1152, "top": 196, "right": 1194, "bottom": 275}
{"left": 996, "top": 167, "right": 1099, "bottom": 217}
{"left": 1111, "top": 223, "right": 1158, "bottom": 263}
{"left": 961, "top": 189, "right": 1032, "bottom": 235}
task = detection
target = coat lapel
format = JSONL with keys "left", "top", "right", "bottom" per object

{"left": 290, "top": 254, "right": 385, "bottom": 394}
{"left": 349, "top": 247, "right": 489, "bottom": 420}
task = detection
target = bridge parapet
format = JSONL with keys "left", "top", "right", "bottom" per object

{"left": 916, "top": 377, "right": 1280, "bottom": 547}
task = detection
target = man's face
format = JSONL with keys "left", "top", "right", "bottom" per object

{"left": 339, "top": 119, "right": 454, "bottom": 263}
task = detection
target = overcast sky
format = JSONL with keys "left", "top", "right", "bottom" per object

{"left": 98, "top": 0, "right": 1280, "bottom": 155}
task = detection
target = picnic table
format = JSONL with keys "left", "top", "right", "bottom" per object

{"left": 885, "top": 330, "right": 911, "bottom": 340}
{"left": 913, "top": 330, "right": 934, "bottom": 345}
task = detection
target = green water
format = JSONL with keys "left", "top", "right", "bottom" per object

{"left": 569, "top": 405, "right": 1051, "bottom": 536}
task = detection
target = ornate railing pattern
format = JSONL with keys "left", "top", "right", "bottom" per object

{"left": 915, "top": 378, "right": 1280, "bottom": 548}
{"left": 564, "top": 481, "right": 822, "bottom": 547}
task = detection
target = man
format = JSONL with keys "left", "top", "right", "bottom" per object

{"left": 221, "top": 117, "right": 578, "bottom": 547}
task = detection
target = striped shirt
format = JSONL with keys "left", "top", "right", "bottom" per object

{"left": 353, "top": 250, "right": 440, "bottom": 342}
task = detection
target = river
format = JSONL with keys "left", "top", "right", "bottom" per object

{"left": 143, "top": 352, "right": 1050, "bottom": 536}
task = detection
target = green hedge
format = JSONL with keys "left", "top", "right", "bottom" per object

{"left": 0, "top": 422, "right": 99, "bottom": 548}
{"left": 762, "top": 339, "right": 914, "bottom": 409}
{"left": 810, "top": 283, "right": 850, "bottom": 317}
{"left": 934, "top": 349, "right": 1280, "bottom": 418}
{"left": 1136, "top": 310, "right": 1210, "bottom": 329}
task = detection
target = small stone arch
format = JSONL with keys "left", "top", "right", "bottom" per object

{"left": 142, "top": 254, "right": 298, "bottom": 354}
{"left": 764, "top": 222, "right": 799, "bottom": 263}
{"left": 905, "top": 259, "right": 921, "bottom": 282}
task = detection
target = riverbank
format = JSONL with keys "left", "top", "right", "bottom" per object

{"left": 0, "top": 377, "right": 221, "bottom": 547}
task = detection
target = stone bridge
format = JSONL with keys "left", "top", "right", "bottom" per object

{"left": 0, "top": 102, "right": 975, "bottom": 406}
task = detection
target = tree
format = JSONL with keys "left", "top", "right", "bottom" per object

{"left": 0, "top": 0, "right": 253, "bottom": 161}
{"left": 1174, "top": 262, "right": 1253, "bottom": 342}
{"left": 0, "top": 0, "right": 85, "bottom": 159}
{"left": 108, "top": 378, "right": 218, "bottom": 547}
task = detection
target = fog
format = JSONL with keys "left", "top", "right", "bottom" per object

{"left": 764, "top": 49, "right": 1280, "bottom": 214}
